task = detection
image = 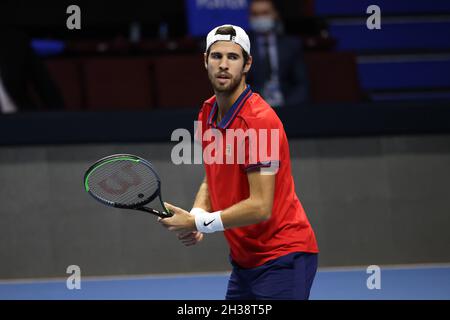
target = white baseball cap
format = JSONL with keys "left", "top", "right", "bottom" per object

{"left": 206, "top": 24, "right": 251, "bottom": 55}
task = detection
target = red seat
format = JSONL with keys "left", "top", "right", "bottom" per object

{"left": 304, "top": 52, "right": 363, "bottom": 103}
{"left": 83, "top": 57, "right": 154, "bottom": 110}
{"left": 301, "top": 0, "right": 315, "bottom": 17}
{"left": 45, "top": 59, "right": 83, "bottom": 110}
{"left": 152, "top": 54, "right": 212, "bottom": 108}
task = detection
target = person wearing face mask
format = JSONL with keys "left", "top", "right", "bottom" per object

{"left": 247, "top": 0, "right": 309, "bottom": 107}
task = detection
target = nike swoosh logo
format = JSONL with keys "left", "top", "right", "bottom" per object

{"left": 204, "top": 219, "right": 215, "bottom": 226}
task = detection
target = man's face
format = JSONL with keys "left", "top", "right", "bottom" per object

{"left": 250, "top": 0, "right": 277, "bottom": 19}
{"left": 205, "top": 41, "right": 251, "bottom": 93}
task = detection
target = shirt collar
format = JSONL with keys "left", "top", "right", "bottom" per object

{"left": 207, "top": 85, "right": 253, "bottom": 129}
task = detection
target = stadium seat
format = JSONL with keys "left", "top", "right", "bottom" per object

{"left": 83, "top": 57, "right": 155, "bottom": 110}
{"left": 45, "top": 59, "right": 84, "bottom": 110}
{"left": 304, "top": 52, "right": 363, "bottom": 103}
{"left": 152, "top": 54, "right": 212, "bottom": 108}
{"left": 314, "top": 0, "right": 450, "bottom": 16}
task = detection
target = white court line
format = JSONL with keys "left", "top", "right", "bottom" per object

{"left": 1, "top": 263, "right": 449, "bottom": 284}
{"left": 318, "top": 262, "right": 450, "bottom": 273}
{"left": 0, "top": 271, "right": 232, "bottom": 285}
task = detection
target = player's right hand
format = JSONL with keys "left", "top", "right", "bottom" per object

{"left": 177, "top": 231, "right": 204, "bottom": 247}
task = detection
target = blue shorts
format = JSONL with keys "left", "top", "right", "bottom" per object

{"left": 226, "top": 252, "right": 318, "bottom": 300}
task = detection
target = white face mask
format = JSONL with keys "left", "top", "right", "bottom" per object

{"left": 249, "top": 16, "right": 276, "bottom": 33}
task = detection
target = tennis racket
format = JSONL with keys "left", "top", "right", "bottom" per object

{"left": 83, "top": 154, "right": 173, "bottom": 218}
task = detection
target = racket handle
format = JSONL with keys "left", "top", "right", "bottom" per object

{"left": 138, "top": 207, "right": 173, "bottom": 218}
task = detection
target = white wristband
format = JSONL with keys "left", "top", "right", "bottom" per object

{"left": 195, "top": 210, "right": 224, "bottom": 234}
{"left": 190, "top": 207, "right": 208, "bottom": 216}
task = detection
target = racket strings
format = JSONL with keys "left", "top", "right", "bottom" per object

{"left": 87, "top": 160, "right": 160, "bottom": 206}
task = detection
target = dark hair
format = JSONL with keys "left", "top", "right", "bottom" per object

{"left": 206, "top": 26, "right": 250, "bottom": 67}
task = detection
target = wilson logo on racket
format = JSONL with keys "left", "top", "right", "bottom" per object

{"left": 84, "top": 154, "right": 173, "bottom": 218}
{"left": 98, "top": 163, "right": 142, "bottom": 195}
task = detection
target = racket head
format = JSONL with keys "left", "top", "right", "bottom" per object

{"left": 84, "top": 154, "right": 168, "bottom": 213}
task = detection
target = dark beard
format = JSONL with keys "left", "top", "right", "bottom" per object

{"left": 210, "top": 73, "right": 243, "bottom": 94}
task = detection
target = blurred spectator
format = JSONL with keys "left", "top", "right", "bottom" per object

{"left": 0, "top": 27, "right": 64, "bottom": 113}
{"left": 247, "top": 0, "right": 309, "bottom": 107}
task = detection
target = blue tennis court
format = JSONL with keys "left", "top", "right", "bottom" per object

{"left": 1, "top": 265, "right": 449, "bottom": 300}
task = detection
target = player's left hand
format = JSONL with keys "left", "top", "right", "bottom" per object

{"left": 177, "top": 231, "right": 204, "bottom": 246}
{"left": 158, "top": 202, "right": 197, "bottom": 233}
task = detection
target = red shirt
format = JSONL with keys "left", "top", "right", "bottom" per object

{"left": 197, "top": 86, "right": 318, "bottom": 268}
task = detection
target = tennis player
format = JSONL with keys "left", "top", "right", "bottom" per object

{"left": 159, "top": 24, "right": 319, "bottom": 300}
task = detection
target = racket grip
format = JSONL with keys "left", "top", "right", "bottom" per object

{"left": 138, "top": 207, "right": 173, "bottom": 218}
